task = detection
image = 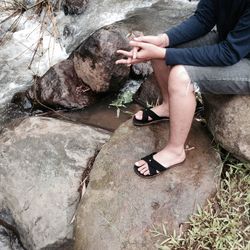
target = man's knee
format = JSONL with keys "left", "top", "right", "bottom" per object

{"left": 168, "top": 65, "right": 192, "bottom": 94}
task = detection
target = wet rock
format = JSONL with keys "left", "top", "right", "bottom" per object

{"left": 0, "top": 117, "right": 110, "bottom": 250}
{"left": 0, "top": 226, "right": 24, "bottom": 250}
{"left": 11, "top": 91, "right": 33, "bottom": 111}
{"left": 74, "top": 120, "right": 222, "bottom": 250}
{"left": 72, "top": 25, "right": 131, "bottom": 93}
{"left": 204, "top": 94, "right": 250, "bottom": 162}
{"left": 134, "top": 73, "right": 162, "bottom": 106}
{"left": 0, "top": 226, "right": 13, "bottom": 250}
{"left": 63, "top": 0, "right": 89, "bottom": 15}
{"left": 27, "top": 59, "right": 96, "bottom": 109}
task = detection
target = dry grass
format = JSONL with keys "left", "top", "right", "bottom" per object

{"left": 152, "top": 154, "right": 250, "bottom": 250}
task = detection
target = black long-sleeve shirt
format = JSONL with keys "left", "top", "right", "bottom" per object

{"left": 165, "top": 0, "right": 250, "bottom": 66}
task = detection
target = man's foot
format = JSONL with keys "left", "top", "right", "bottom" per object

{"left": 134, "top": 103, "right": 169, "bottom": 121}
{"left": 134, "top": 147, "right": 186, "bottom": 177}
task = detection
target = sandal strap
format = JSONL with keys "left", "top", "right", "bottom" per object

{"left": 135, "top": 108, "right": 169, "bottom": 124}
{"left": 144, "top": 108, "right": 161, "bottom": 121}
{"left": 141, "top": 109, "right": 150, "bottom": 122}
{"left": 143, "top": 154, "right": 167, "bottom": 175}
{"left": 141, "top": 152, "right": 156, "bottom": 161}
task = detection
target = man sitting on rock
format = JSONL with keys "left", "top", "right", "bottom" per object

{"left": 116, "top": 0, "right": 250, "bottom": 178}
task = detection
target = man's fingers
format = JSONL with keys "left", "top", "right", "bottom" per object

{"left": 134, "top": 36, "right": 152, "bottom": 43}
{"left": 115, "top": 57, "right": 148, "bottom": 65}
{"left": 117, "top": 50, "right": 133, "bottom": 57}
{"left": 115, "top": 59, "right": 129, "bottom": 65}
{"left": 129, "top": 40, "right": 146, "bottom": 49}
{"left": 132, "top": 47, "right": 139, "bottom": 59}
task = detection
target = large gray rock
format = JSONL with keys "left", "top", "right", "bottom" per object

{"left": 0, "top": 117, "right": 110, "bottom": 250}
{"left": 204, "top": 94, "right": 250, "bottom": 162}
{"left": 74, "top": 120, "right": 222, "bottom": 250}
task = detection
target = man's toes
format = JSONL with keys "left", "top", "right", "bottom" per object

{"left": 139, "top": 166, "right": 149, "bottom": 174}
{"left": 134, "top": 111, "right": 143, "bottom": 120}
{"left": 135, "top": 160, "right": 146, "bottom": 167}
{"left": 135, "top": 160, "right": 150, "bottom": 175}
{"left": 138, "top": 164, "right": 148, "bottom": 172}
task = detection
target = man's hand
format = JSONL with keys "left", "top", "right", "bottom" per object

{"left": 116, "top": 41, "right": 166, "bottom": 65}
{"left": 131, "top": 34, "right": 169, "bottom": 60}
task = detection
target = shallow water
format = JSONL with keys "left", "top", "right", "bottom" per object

{"left": 46, "top": 98, "right": 141, "bottom": 132}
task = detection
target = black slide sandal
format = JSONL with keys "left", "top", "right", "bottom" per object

{"left": 133, "top": 108, "right": 169, "bottom": 126}
{"left": 134, "top": 153, "right": 184, "bottom": 179}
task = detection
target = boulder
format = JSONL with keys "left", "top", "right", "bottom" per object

{"left": 63, "top": 0, "right": 89, "bottom": 15}
{"left": 74, "top": 120, "right": 222, "bottom": 250}
{"left": 0, "top": 117, "right": 110, "bottom": 250}
{"left": 72, "top": 26, "right": 131, "bottom": 93}
{"left": 27, "top": 59, "right": 96, "bottom": 109}
{"left": 203, "top": 94, "right": 250, "bottom": 162}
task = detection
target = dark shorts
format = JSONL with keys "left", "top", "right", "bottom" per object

{"left": 179, "top": 31, "right": 250, "bottom": 94}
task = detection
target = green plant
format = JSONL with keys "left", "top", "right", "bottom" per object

{"left": 110, "top": 90, "right": 134, "bottom": 109}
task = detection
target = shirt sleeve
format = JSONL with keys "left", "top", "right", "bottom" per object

{"left": 165, "top": 6, "right": 250, "bottom": 66}
{"left": 166, "top": 0, "right": 216, "bottom": 47}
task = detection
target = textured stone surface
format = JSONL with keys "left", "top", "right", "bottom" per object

{"left": 27, "top": 59, "right": 96, "bottom": 109}
{"left": 72, "top": 26, "right": 131, "bottom": 93}
{"left": 75, "top": 119, "right": 222, "bottom": 250}
{"left": 204, "top": 94, "right": 250, "bottom": 162}
{"left": 0, "top": 117, "right": 110, "bottom": 250}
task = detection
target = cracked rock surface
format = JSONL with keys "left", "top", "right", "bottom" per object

{"left": 0, "top": 117, "right": 110, "bottom": 250}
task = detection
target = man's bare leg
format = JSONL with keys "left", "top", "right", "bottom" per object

{"left": 135, "top": 65, "right": 196, "bottom": 175}
{"left": 134, "top": 59, "right": 171, "bottom": 120}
